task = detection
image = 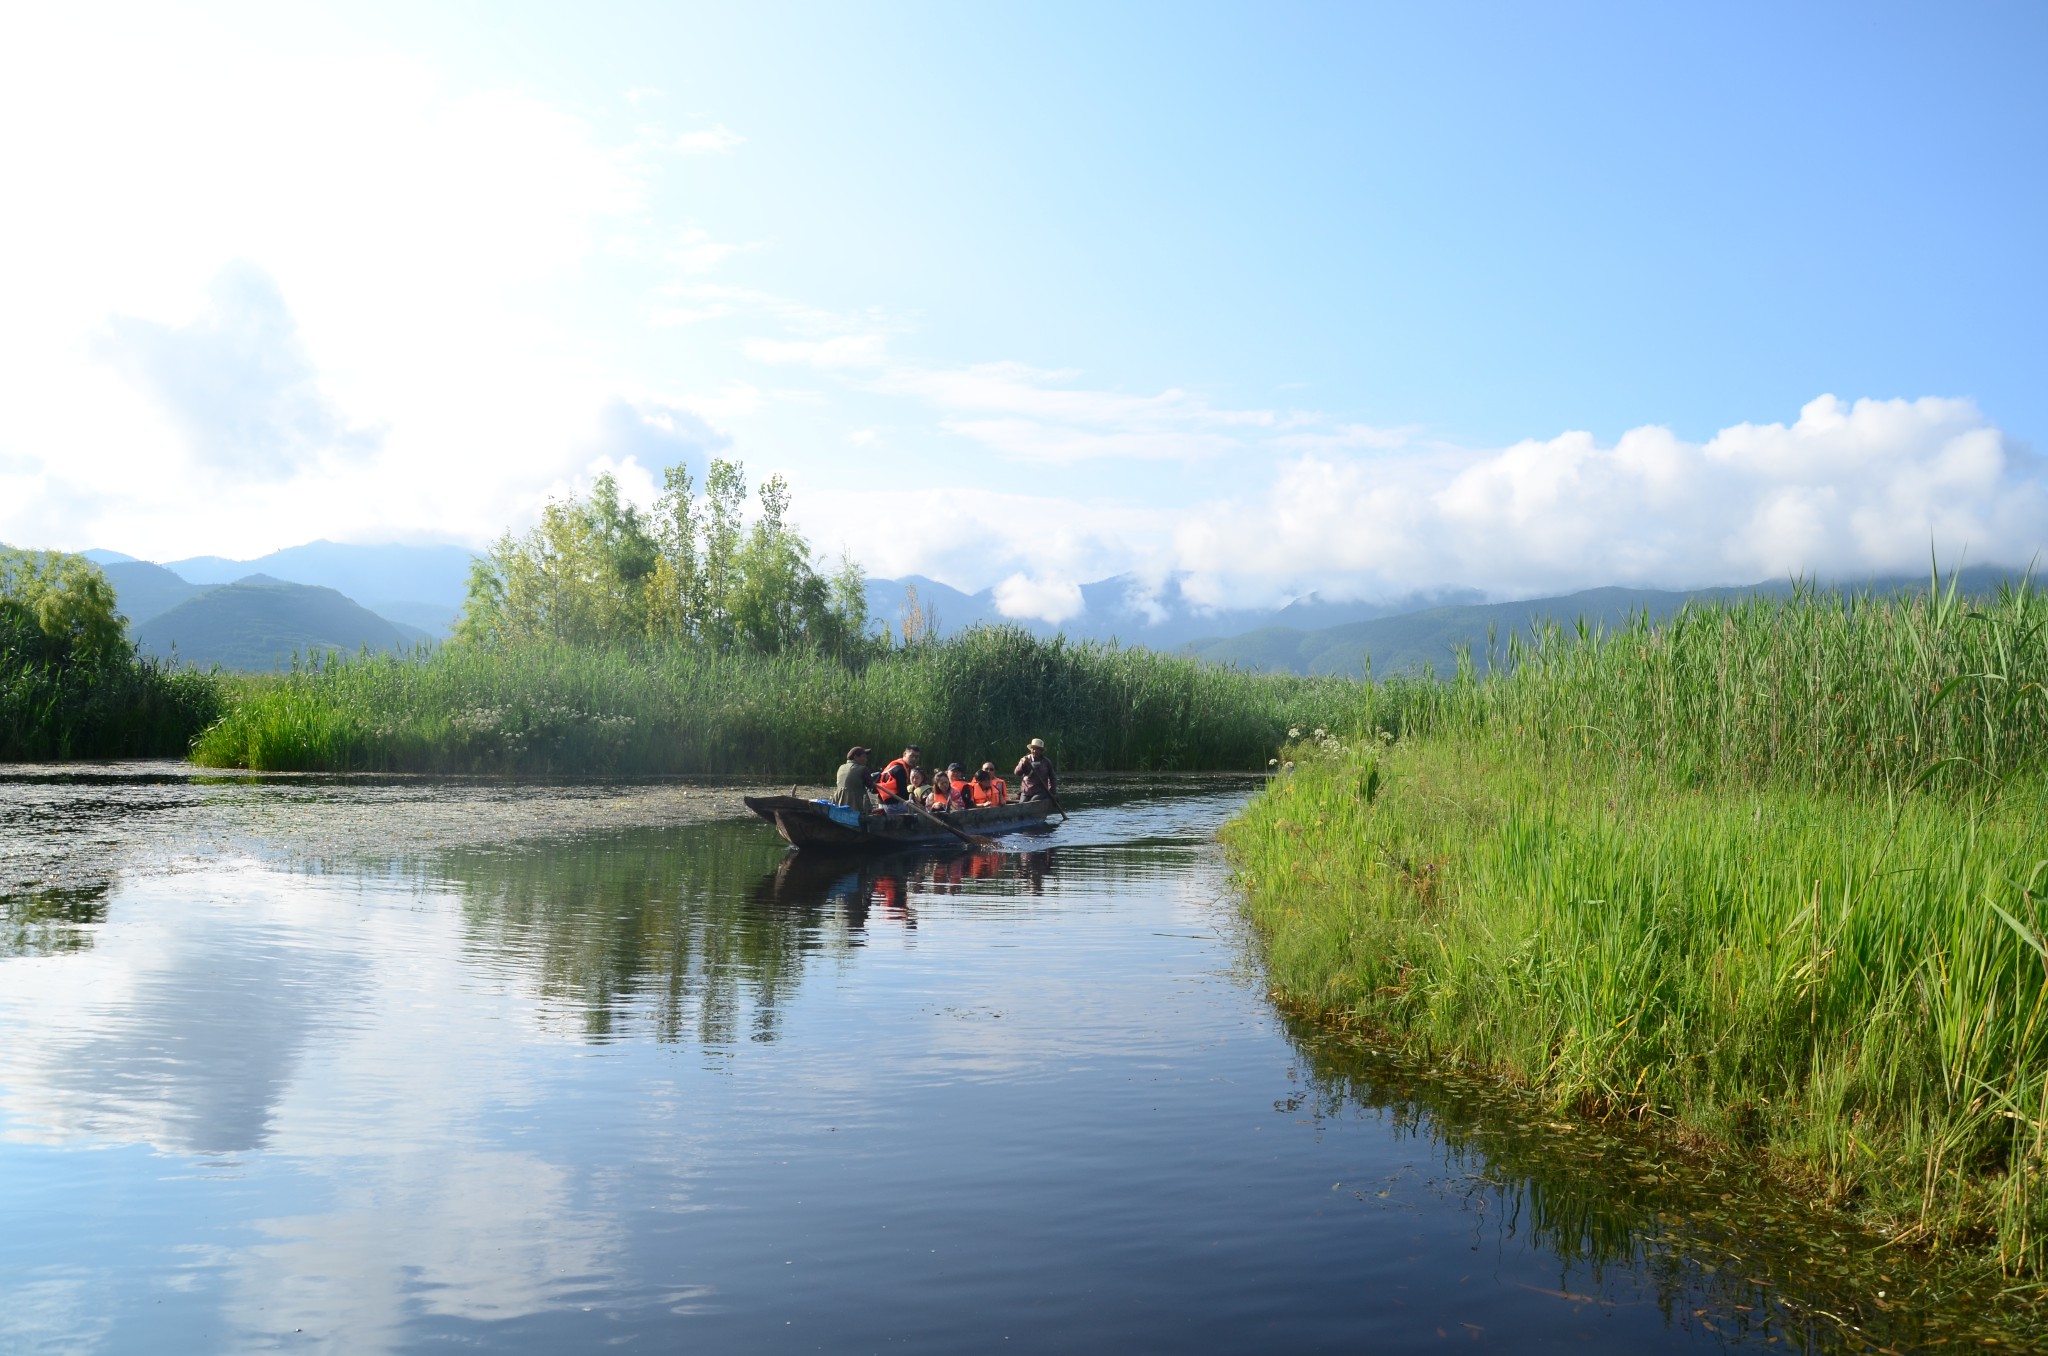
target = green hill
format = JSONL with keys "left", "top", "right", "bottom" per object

{"left": 100, "top": 559, "right": 206, "bottom": 626}
{"left": 135, "top": 578, "right": 432, "bottom": 670}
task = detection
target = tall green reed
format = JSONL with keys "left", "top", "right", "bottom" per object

{"left": 190, "top": 626, "right": 1390, "bottom": 775}
{"left": 1227, "top": 576, "right": 2048, "bottom": 1275}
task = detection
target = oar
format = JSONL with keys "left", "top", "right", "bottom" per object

{"left": 1045, "top": 790, "right": 1069, "bottom": 823}
{"left": 904, "top": 795, "right": 999, "bottom": 849}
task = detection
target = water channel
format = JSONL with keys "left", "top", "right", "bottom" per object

{"left": 0, "top": 768, "right": 2019, "bottom": 1353}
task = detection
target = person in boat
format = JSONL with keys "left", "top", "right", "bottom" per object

{"left": 873, "top": 745, "right": 922, "bottom": 813}
{"left": 907, "top": 766, "right": 934, "bottom": 806}
{"left": 969, "top": 762, "right": 1008, "bottom": 807}
{"left": 937, "top": 762, "right": 974, "bottom": 811}
{"left": 1013, "top": 737, "right": 1057, "bottom": 802}
{"left": 833, "top": 746, "right": 877, "bottom": 813}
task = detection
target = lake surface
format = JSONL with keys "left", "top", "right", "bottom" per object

{"left": 0, "top": 770, "right": 2006, "bottom": 1352}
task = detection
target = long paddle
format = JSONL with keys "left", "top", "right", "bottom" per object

{"left": 902, "top": 794, "right": 999, "bottom": 849}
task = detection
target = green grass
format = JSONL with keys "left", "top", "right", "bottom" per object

{"left": 1225, "top": 578, "right": 2048, "bottom": 1274}
{"left": 190, "top": 625, "right": 1392, "bottom": 774}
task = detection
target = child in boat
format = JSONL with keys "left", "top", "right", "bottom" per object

{"left": 907, "top": 766, "right": 934, "bottom": 806}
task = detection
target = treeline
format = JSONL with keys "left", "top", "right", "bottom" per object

{"left": 177, "top": 460, "right": 1372, "bottom": 775}
{"left": 1226, "top": 576, "right": 2048, "bottom": 1277}
{"left": 457, "top": 463, "right": 871, "bottom": 658}
{"left": 0, "top": 548, "right": 222, "bottom": 759}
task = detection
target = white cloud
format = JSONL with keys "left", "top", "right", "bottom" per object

{"left": 743, "top": 333, "right": 892, "bottom": 368}
{"left": 994, "top": 573, "right": 1086, "bottom": 624}
{"left": 672, "top": 121, "right": 744, "bottom": 154}
{"left": 668, "top": 227, "right": 760, "bottom": 274}
{"left": 0, "top": 9, "right": 653, "bottom": 558}
{"left": 1168, "top": 394, "right": 2047, "bottom": 608}
{"left": 940, "top": 417, "right": 1238, "bottom": 464}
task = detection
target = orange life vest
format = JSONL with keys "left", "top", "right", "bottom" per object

{"left": 970, "top": 776, "right": 1007, "bottom": 807}
{"left": 876, "top": 758, "right": 913, "bottom": 802}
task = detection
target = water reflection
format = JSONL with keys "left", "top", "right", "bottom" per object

{"left": 3, "top": 885, "right": 108, "bottom": 957}
{"left": 2, "top": 781, "right": 2040, "bottom": 1354}
{"left": 750, "top": 845, "right": 1055, "bottom": 928}
{"left": 425, "top": 827, "right": 1074, "bottom": 1045}
{"left": 1279, "top": 1011, "right": 2025, "bottom": 1352}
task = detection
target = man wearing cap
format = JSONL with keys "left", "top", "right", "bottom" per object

{"left": 1013, "top": 737, "right": 1057, "bottom": 802}
{"left": 833, "top": 746, "right": 877, "bottom": 813}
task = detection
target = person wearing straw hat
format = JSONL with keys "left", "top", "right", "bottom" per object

{"left": 1013, "top": 737, "right": 1057, "bottom": 802}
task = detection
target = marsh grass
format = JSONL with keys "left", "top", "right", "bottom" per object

{"left": 1226, "top": 577, "right": 2048, "bottom": 1274}
{"left": 190, "top": 625, "right": 1391, "bottom": 774}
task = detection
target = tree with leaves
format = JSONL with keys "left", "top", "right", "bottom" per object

{"left": 459, "top": 460, "right": 875, "bottom": 658}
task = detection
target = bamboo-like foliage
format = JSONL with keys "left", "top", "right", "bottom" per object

{"left": 1225, "top": 573, "right": 2048, "bottom": 1276}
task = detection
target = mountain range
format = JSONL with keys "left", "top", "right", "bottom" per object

{"left": 61, "top": 541, "right": 2036, "bottom": 676}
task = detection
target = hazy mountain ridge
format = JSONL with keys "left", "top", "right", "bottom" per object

{"left": 134, "top": 579, "right": 433, "bottom": 670}
{"left": 859, "top": 572, "right": 1483, "bottom": 649}
{"left": 65, "top": 539, "right": 2039, "bottom": 677}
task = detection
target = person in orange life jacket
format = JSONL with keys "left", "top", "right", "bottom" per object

{"left": 873, "top": 746, "right": 921, "bottom": 810}
{"left": 940, "top": 762, "right": 974, "bottom": 810}
{"left": 970, "top": 762, "right": 1008, "bottom": 806}
{"left": 1013, "top": 737, "right": 1056, "bottom": 801}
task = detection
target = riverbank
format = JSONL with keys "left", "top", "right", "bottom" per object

{"left": 1224, "top": 582, "right": 2048, "bottom": 1278}
{"left": 185, "top": 627, "right": 1395, "bottom": 775}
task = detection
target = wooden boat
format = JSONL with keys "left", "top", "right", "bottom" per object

{"left": 743, "top": 794, "right": 1061, "bottom": 851}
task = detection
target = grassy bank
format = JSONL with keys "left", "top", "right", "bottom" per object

{"left": 191, "top": 625, "right": 1388, "bottom": 774}
{"left": 1224, "top": 580, "right": 2048, "bottom": 1274}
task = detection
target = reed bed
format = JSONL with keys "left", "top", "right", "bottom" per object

{"left": 190, "top": 625, "right": 1385, "bottom": 774}
{"left": 1226, "top": 578, "right": 2048, "bottom": 1275}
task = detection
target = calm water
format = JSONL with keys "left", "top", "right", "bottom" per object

{"left": 0, "top": 773, "right": 2000, "bottom": 1352}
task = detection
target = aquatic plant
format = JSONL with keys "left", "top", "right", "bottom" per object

{"left": 1226, "top": 573, "right": 2048, "bottom": 1276}
{"left": 189, "top": 625, "right": 1389, "bottom": 775}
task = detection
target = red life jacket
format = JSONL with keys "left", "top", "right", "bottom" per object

{"left": 876, "top": 758, "right": 913, "bottom": 802}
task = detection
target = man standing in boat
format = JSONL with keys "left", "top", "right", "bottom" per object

{"left": 1013, "top": 737, "right": 1057, "bottom": 802}
{"left": 873, "top": 745, "right": 923, "bottom": 813}
{"left": 833, "top": 745, "right": 877, "bottom": 813}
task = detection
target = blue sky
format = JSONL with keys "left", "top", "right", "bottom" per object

{"left": 2, "top": 1, "right": 2043, "bottom": 617}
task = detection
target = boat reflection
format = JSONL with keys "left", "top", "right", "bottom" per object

{"left": 748, "top": 845, "right": 1056, "bottom": 929}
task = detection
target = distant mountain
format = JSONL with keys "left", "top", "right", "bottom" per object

{"left": 372, "top": 600, "right": 464, "bottom": 636}
{"left": 1183, "top": 566, "right": 2035, "bottom": 677}
{"left": 860, "top": 572, "right": 1480, "bottom": 649}
{"left": 135, "top": 579, "right": 434, "bottom": 670}
{"left": 100, "top": 560, "right": 206, "bottom": 627}
{"left": 162, "top": 541, "right": 477, "bottom": 636}
{"left": 80, "top": 549, "right": 137, "bottom": 565}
